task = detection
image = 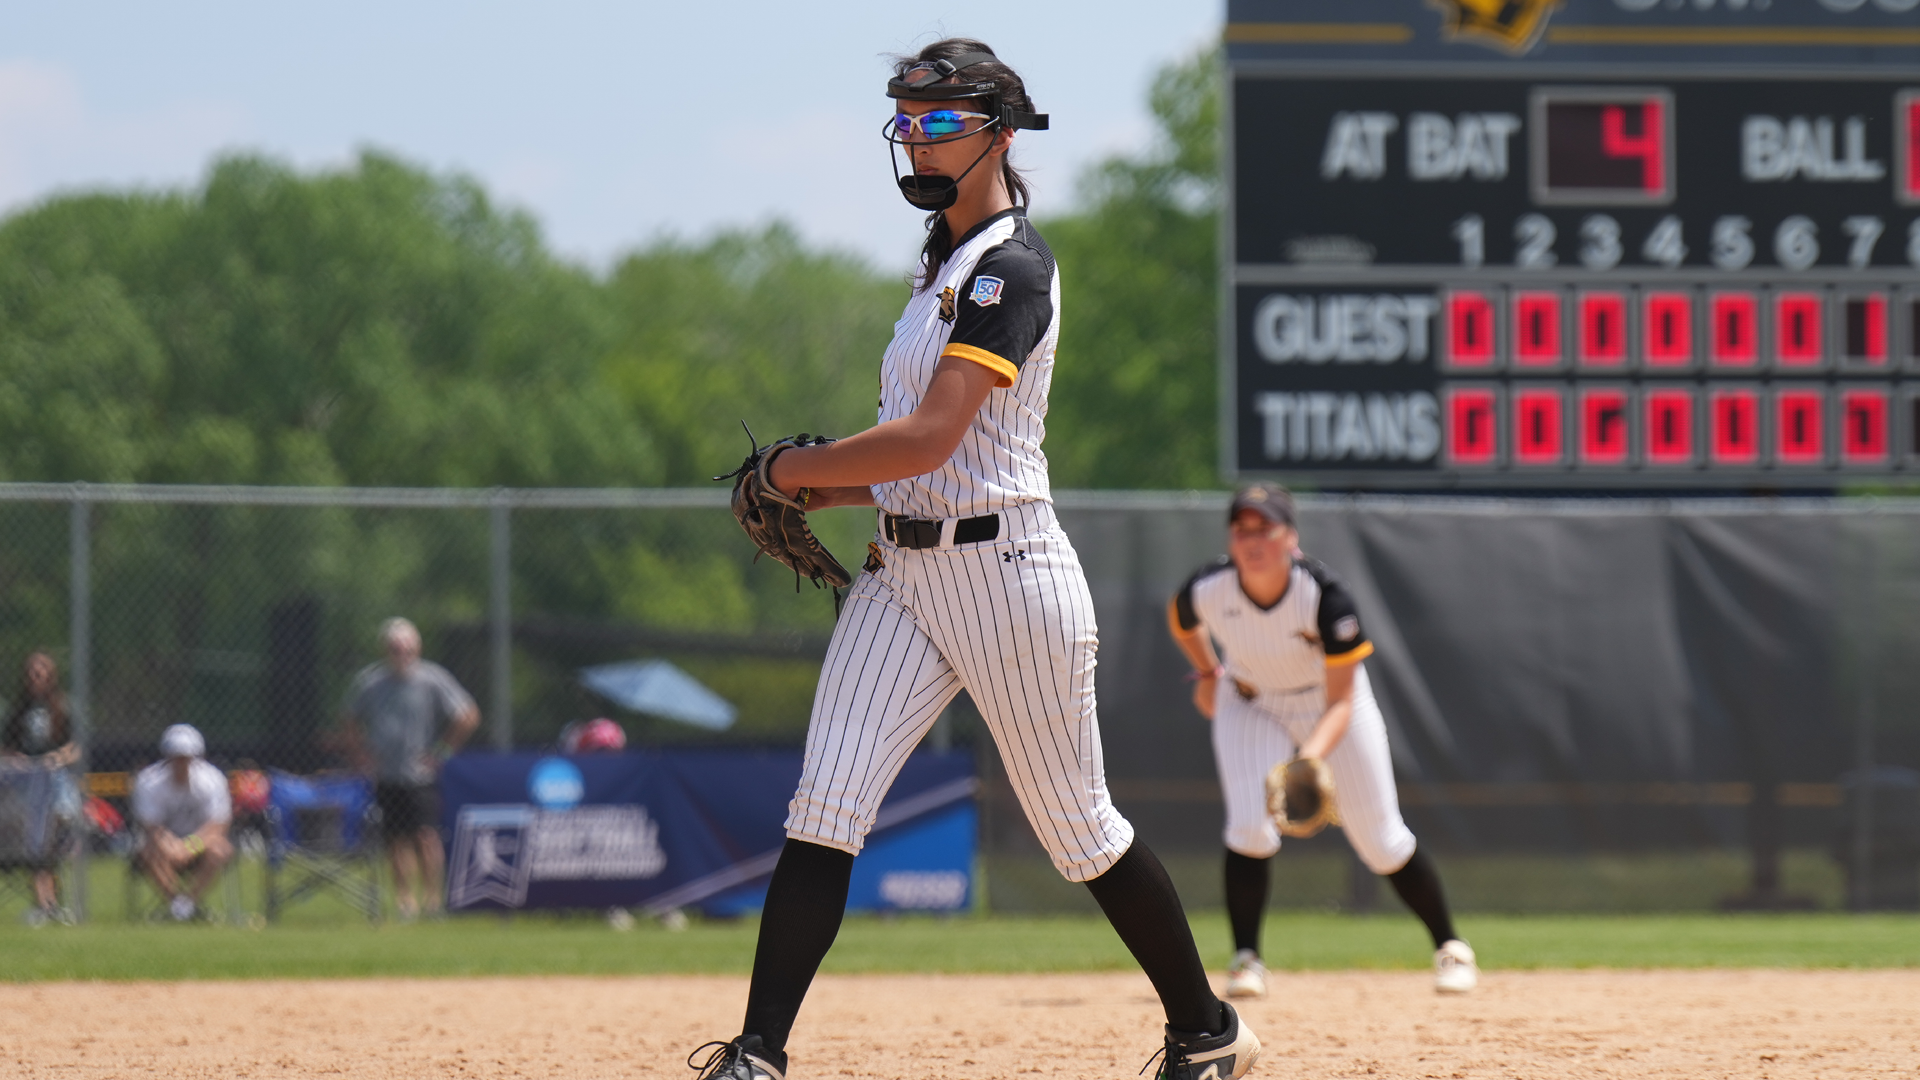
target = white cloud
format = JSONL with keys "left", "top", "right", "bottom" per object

{"left": 0, "top": 58, "right": 247, "bottom": 213}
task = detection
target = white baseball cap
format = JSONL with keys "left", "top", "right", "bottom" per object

{"left": 159, "top": 724, "right": 205, "bottom": 759}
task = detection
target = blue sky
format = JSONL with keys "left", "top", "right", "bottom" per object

{"left": 0, "top": 3, "right": 1221, "bottom": 271}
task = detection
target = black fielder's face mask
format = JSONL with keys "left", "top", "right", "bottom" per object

{"left": 884, "top": 52, "right": 1048, "bottom": 213}
{"left": 883, "top": 114, "right": 1002, "bottom": 212}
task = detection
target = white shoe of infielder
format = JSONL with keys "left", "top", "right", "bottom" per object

{"left": 1433, "top": 939, "right": 1477, "bottom": 993}
{"left": 1224, "top": 948, "right": 1268, "bottom": 999}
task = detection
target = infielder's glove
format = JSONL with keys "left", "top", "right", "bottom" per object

{"left": 1266, "top": 756, "right": 1340, "bottom": 838}
{"left": 715, "top": 425, "right": 852, "bottom": 591}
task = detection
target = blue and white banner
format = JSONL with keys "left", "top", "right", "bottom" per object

{"left": 439, "top": 750, "right": 975, "bottom": 915}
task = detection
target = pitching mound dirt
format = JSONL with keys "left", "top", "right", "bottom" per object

{"left": 2, "top": 969, "right": 1914, "bottom": 1078}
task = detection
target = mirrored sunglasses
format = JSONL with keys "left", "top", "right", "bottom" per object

{"left": 889, "top": 110, "right": 993, "bottom": 142}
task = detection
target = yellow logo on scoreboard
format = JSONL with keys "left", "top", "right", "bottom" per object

{"left": 1427, "top": 0, "right": 1561, "bottom": 54}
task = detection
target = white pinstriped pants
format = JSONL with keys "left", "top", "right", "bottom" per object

{"left": 1211, "top": 666, "right": 1418, "bottom": 873}
{"left": 784, "top": 525, "right": 1135, "bottom": 882}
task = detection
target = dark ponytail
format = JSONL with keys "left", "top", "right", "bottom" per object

{"left": 893, "top": 39, "right": 1036, "bottom": 291}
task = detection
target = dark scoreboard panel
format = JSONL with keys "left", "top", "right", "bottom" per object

{"left": 1231, "top": 74, "right": 1920, "bottom": 486}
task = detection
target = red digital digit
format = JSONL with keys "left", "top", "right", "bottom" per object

{"left": 1642, "top": 291, "right": 1693, "bottom": 368}
{"left": 1600, "top": 99, "right": 1664, "bottom": 195}
{"left": 1536, "top": 90, "right": 1674, "bottom": 204}
{"left": 1773, "top": 292, "right": 1824, "bottom": 368}
{"left": 1512, "top": 291, "right": 1563, "bottom": 368}
{"left": 1577, "top": 387, "right": 1630, "bottom": 466}
{"left": 1707, "top": 291, "right": 1758, "bottom": 369}
{"left": 1840, "top": 388, "right": 1890, "bottom": 466}
{"left": 1446, "top": 291, "right": 1497, "bottom": 369}
{"left": 1773, "top": 389, "right": 1827, "bottom": 466}
{"left": 1512, "top": 387, "right": 1566, "bottom": 466}
{"left": 1707, "top": 387, "right": 1761, "bottom": 467}
{"left": 1840, "top": 294, "right": 1888, "bottom": 367}
{"left": 1643, "top": 388, "right": 1696, "bottom": 466}
{"left": 1445, "top": 386, "right": 1499, "bottom": 466}
{"left": 1577, "top": 291, "right": 1628, "bottom": 369}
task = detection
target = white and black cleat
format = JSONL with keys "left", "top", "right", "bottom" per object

{"left": 1434, "top": 939, "right": 1478, "bottom": 994}
{"left": 688, "top": 1036, "right": 786, "bottom": 1080}
{"left": 1224, "top": 948, "right": 1268, "bottom": 999}
{"left": 1144, "top": 1000, "right": 1262, "bottom": 1080}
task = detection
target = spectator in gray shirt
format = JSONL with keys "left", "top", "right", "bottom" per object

{"left": 342, "top": 618, "right": 478, "bottom": 920}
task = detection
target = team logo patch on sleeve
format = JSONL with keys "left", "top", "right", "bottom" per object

{"left": 938, "top": 286, "right": 956, "bottom": 324}
{"left": 1333, "top": 615, "right": 1361, "bottom": 642}
{"left": 968, "top": 275, "right": 1005, "bottom": 307}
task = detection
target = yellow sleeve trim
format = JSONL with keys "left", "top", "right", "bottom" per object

{"left": 1325, "top": 641, "right": 1374, "bottom": 667}
{"left": 942, "top": 343, "right": 1017, "bottom": 388}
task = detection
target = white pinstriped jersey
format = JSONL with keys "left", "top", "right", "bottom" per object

{"left": 782, "top": 208, "right": 1137, "bottom": 881}
{"left": 871, "top": 207, "right": 1060, "bottom": 528}
{"left": 1174, "top": 556, "right": 1375, "bottom": 694}
{"left": 1178, "top": 556, "right": 1415, "bottom": 870}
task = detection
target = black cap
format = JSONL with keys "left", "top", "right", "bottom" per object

{"left": 1228, "top": 482, "right": 1296, "bottom": 528}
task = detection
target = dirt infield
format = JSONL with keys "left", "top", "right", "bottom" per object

{"left": 3, "top": 970, "right": 1915, "bottom": 1078}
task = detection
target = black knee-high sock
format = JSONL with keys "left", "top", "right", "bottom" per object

{"left": 1385, "top": 846, "right": 1457, "bottom": 949}
{"left": 741, "top": 839, "right": 854, "bottom": 1053}
{"left": 1223, "top": 850, "right": 1270, "bottom": 956}
{"left": 1085, "top": 841, "right": 1223, "bottom": 1035}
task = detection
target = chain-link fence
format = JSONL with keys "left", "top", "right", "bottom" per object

{"left": 0, "top": 484, "right": 862, "bottom": 923}
{"left": 0, "top": 485, "right": 1916, "bottom": 920}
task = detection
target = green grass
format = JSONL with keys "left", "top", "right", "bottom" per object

{"left": 3, "top": 910, "right": 1918, "bottom": 983}
{"left": 987, "top": 848, "right": 1850, "bottom": 914}
{"left": 4, "top": 851, "right": 1911, "bottom": 981}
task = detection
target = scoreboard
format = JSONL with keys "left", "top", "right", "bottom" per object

{"left": 1226, "top": 0, "right": 1920, "bottom": 488}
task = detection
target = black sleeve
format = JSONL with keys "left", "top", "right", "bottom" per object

{"left": 1303, "top": 558, "right": 1371, "bottom": 660}
{"left": 1172, "top": 557, "right": 1233, "bottom": 632}
{"left": 943, "top": 237, "right": 1054, "bottom": 386}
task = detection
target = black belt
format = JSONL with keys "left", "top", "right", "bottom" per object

{"left": 883, "top": 513, "right": 1000, "bottom": 550}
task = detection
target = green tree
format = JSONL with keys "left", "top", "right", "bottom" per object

{"left": 1040, "top": 49, "right": 1221, "bottom": 489}
{"left": 600, "top": 223, "right": 903, "bottom": 486}
{"left": 0, "top": 151, "right": 654, "bottom": 487}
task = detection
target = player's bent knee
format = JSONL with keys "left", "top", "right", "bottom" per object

{"left": 1051, "top": 847, "right": 1126, "bottom": 884}
{"left": 1353, "top": 828, "right": 1418, "bottom": 876}
{"left": 1224, "top": 824, "right": 1281, "bottom": 860}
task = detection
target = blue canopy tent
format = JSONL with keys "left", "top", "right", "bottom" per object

{"left": 579, "top": 660, "right": 737, "bottom": 731}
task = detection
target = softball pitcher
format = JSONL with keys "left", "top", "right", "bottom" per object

{"left": 1169, "top": 483, "right": 1478, "bottom": 998}
{"left": 690, "top": 40, "right": 1259, "bottom": 1080}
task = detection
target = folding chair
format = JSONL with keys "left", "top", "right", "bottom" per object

{"left": 264, "top": 771, "right": 382, "bottom": 922}
{"left": 0, "top": 765, "right": 60, "bottom": 917}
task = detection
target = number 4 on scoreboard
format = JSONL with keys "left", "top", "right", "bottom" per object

{"left": 1530, "top": 88, "right": 1676, "bottom": 206}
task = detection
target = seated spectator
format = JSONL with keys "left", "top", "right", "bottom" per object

{"left": 1, "top": 652, "right": 80, "bottom": 922}
{"left": 131, "top": 724, "right": 232, "bottom": 921}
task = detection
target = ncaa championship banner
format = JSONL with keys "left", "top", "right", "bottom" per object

{"left": 439, "top": 749, "right": 976, "bottom": 915}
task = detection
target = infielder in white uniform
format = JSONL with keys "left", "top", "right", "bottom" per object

{"left": 1169, "top": 483, "right": 1478, "bottom": 997}
{"left": 690, "top": 41, "right": 1259, "bottom": 1080}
